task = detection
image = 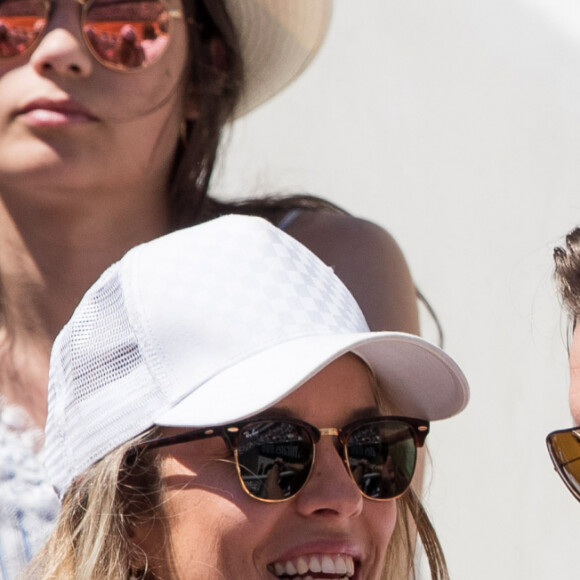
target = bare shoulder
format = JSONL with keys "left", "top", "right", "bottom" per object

{"left": 283, "top": 210, "right": 420, "bottom": 334}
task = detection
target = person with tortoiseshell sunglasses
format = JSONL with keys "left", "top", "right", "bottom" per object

{"left": 548, "top": 227, "right": 580, "bottom": 501}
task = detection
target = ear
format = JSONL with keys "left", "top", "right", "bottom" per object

{"left": 183, "top": 37, "right": 228, "bottom": 120}
{"left": 208, "top": 36, "right": 228, "bottom": 74}
{"left": 183, "top": 76, "right": 199, "bottom": 120}
{"left": 184, "top": 92, "right": 199, "bottom": 120}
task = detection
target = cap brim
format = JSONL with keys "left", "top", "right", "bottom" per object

{"left": 154, "top": 332, "right": 469, "bottom": 427}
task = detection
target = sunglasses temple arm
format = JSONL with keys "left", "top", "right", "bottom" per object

{"left": 134, "top": 427, "right": 226, "bottom": 454}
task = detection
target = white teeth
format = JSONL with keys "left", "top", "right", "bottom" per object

{"left": 285, "top": 561, "right": 297, "bottom": 575}
{"left": 270, "top": 553, "right": 355, "bottom": 578}
{"left": 335, "top": 555, "right": 347, "bottom": 575}
{"left": 296, "top": 557, "right": 309, "bottom": 575}
{"left": 346, "top": 557, "right": 355, "bottom": 576}
{"left": 321, "top": 555, "right": 335, "bottom": 573}
{"left": 309, "top": 555, "right": 322, "bottom": 573}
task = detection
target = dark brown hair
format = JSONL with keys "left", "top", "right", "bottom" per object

{"left": 554, "top": 226, "right": 580, "bottom": 319}
{"left": 167, "top": 0, "right": 244, "bottom": 229}
{"left": 166, "top": 0, "right": 342, "bottom": 230}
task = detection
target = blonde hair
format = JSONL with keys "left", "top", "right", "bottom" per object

{"left": 24, "top": 430, "right": 165, "bottom": 580}
{"left": 368, "top": 357, "right": 450, "bottom": 580}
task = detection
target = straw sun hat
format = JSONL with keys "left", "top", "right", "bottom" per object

{"left": 221, "top": 0, "right": 333, "bottom": 116}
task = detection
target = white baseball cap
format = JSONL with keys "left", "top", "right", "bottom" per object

{"left": 45, "top": 215, "right": 469, "bottom": 498}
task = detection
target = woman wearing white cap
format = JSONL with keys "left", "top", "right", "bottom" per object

{"left": 25, "top": 216, "right": 469, "bottom": 580}
{"left": 0, "top": 2, "right": 421, "bottom": 577}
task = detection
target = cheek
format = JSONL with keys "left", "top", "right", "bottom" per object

{"left": 166, "top": 492, "right": 243, "bottom": 578}
{"left": 153, "top": 457, "right": 273, "bottom": 579}
{"left": 570, "top": 327, "right": 580, "bottom": 424}
{"left": 95, "top": 60, "right": 187, "bottom": 123}
{"left": 0, "top": 67, "right": 26, "bottom": 130}
{"left": 84, "top": 21, "right": 190, "bottom": 124}
{"left": 372, "top": 500, "right": 397, "bottom": 557}
{"left": 570, "top": 372, "right": 580, "bottom": 425}
{"left": 353, "top": 499, "right": 398, "bottom": 577}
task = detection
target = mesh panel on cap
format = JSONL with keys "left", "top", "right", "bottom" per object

{"left": 45, "top": 267, "right": 165, "bottom": 496}
{"left": 68, "top": 274, "right": 141, "bottom": 400}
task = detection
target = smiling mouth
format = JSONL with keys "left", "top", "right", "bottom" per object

{"left": 269, "top": 553, "right": 356, "bottom": 579}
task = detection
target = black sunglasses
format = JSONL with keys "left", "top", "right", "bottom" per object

{"left": 546, "top": 426, "right": 580, "bottom": 502}
{"left": 0, "top": 0, "right": 186, "bottom": 70}
{"left": 135, "top": 416, "right": 429, "bottom": 502}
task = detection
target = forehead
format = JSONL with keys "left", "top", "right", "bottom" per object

{"left": 269, "top": 354, "right": 379, "bottom": 427}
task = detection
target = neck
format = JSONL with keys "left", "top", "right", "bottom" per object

{"left": 0, "top": 191, "right": 169, "bottom": 425}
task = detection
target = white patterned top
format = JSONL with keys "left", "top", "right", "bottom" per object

{"left": 0, "top": 399, "right": 59, "bottom": 580}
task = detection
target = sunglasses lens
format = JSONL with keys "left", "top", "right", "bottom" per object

{"left": 347, "top": 420, "right": 417, "bottom": 500}
{"left": 83, "top": 0, "right": 170, "bottom": 69}
{"left": 548, "top": 430, "right": 580, "bottom": 498}
{"left": 0, "top": 0, "right": 47, "bottom": 57}
{"left": 236, "top": 422, "right": 313, "bottom": 501}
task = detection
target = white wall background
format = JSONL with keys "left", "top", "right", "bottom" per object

{"left": 214, "top": 1, "right": 580, "bottom": 577}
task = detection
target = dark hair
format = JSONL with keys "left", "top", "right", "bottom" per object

{"left": 162, "top": 0, "right": 446, "bottom": 347}
{"left": 165, "top": 1, "right": 349, "bottom": 232}
{"left": 554, "top": 226, "right": 580, "bottom": 319}
{"left": 167, "top": 0, "right": 244, "bottom": 229}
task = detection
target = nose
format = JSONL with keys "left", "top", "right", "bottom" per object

{"left": 294, "top": 436, "right": 364, "bottom": 519}
{"left": 30, "top": 3, "right": 93, "bottom": 77}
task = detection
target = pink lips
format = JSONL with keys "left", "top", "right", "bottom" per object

{"left": 16, "top": 98, "right": 98, "bottom": 127}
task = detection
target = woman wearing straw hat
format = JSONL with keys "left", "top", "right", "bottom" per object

{"left": 26, "top": 216, "right": 469, "bottom": 579}
{"left": 0, "top": 1, "right": 420, "bottom": 577}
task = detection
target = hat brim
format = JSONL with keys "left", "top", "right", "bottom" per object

{"left": 154, "top": 332, "right": 469, "bottom": 427}
{"left": 223, "top": 0, "right": 333, "bottom": 117}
